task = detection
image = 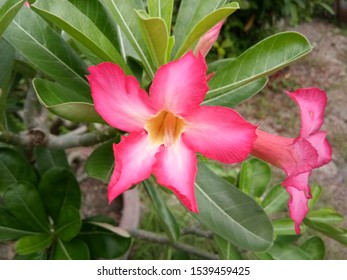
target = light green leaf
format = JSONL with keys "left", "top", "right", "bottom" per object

{"left": 85, "top": 138, "right": 118, "bottom": 183}
{"left": 147, "top": 0, "right": 173, "bottom": 33}
{"left": 273, "top": 218, "right": 306, "bottom": 236}
{"left": 214, "top": 235, "right": 243, "bottom": 260}
{"left": 100, "top": 0, "right": 155, "bottom": 77}
{"left": 3, "top": 7, "right": 89, "bottom": 93}
{"left": 52, "top": 239, "right": 89, "bottom": 260}
{"left": 208, "top": 32, "right": 312, "bottom": 98}
{"left": 31, "top": 0, "right": 129, "bottom": 72}
{"left": 174, "top": 2, "right": 239, "bottom": 59}
{"left": 194, "top": 162, "right": 273, "bottom": 252}
{"left": 307, "top": 208, "right": 344, "bottom": 224}
{"left": 33, "top": 78, "right": 104, "bottom": 123}
{"left": 300, "top": 236, "right": 325, "bottom": 260}
{"left": 308, "top": 184, "right": 322, "bottom": 209}
{"left": 144, "top": 180, "right": 180, "bottom": 242}
{"left": 172, "top": 0, "right": 228, "bottom": 58}
{"left": 136, "top": 10, "right": 169, "bottom": 67}
{"left": 261, "top": 184, "right": 289, "bottom": 215}
{"left": 15, "top": 233, "right": 52, "bottom": 255}
{"left": 0, "top": 0, "right": 24, "bottom": 36}
{"left": 269, "top": 243, "right": 312, "bottom": 260}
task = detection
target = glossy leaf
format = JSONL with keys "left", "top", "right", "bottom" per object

{"left": 273, "top": 218, "right": 306, "bottom": 236}
{"left": 194, "top": 162, "right": 273, "bottom": 252}
{"left": 15, "top": 233, "right": 52, "bottom": 255}
{"left": 174, "top": 2, "right": 239, "bottom": 59}
{"left": 208, "top": 32, "right": 312, "bottom": 98}
{"left": 136, "top": 10, "right": 169, "bottom": 67}
{"left": 300, "top": 236, "right": 325, "bottom": 260}
{"left": 33, "top": 78, "right": 104, "bottom": 123}
{"left": 144, "top": 180, "right": 180, "bottom": 242}
{"left": 52, "top": 239, "right": 89, "bottom": 260}
{"left": 0, "top": 147, "right": 38, "bottom": 193}
{"left": 55, "top": 206, "right": 81, "bottom": 241}
{"left": 85, "top": 138, "right": 119, "bottom": 183}
{"left": 269, "top": 243, "right": 312, "bottom": 260}
{"left": 78, "top": 220, "right": 132, "bottom": 259}
{"left": 101, "top": 0, "right": 155, "bottom": 77}
{"left": 34, "top": 146, "right": 70, "bottom": 175}
{"left": 0, "top": 0, "right": 24, "bottom": 36}
{"left": 172, "top": 0, "right": 228, "bottom": 57}
{"left": 261, "top": 184, "right": 289, "bottom": 215}
{"left": 307, "top": 208, "right": 344, "bottom": 224}
{"left": 203, "top": 78, "right": 268, "bottom": 108}
{"left": 214, "top": 235, "right": 243, "bottom": 260}
{"left": 38, "top": 168, "right": 81, "bottom": 222}
{"left": 239, "top": 158, "right": 271, "bottom": 198}
{"left": 4, "top": 182, "right": 49, "bottom": 233}
{"left": 31, "top": 0, "right": 129, "bottom": 72}
{"left": 147, "top": 0, "right": 174, "bottom": 33}
{"left": 3, "top": 7, "right": 89, "bottom": 93}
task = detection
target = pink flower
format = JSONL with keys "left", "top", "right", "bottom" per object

{"left": 87, "top": 51, "right": 256, "bottom": 212}
{"left": 251, "top": 88, "right": 332, "bottom": 233}
{"left": 194, "top": 20, "right": 225, "bottom": 57}
{"left": 24, "top": 1, "right": 30, "bottom": 7}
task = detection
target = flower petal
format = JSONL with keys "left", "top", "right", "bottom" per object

{"left": 183, "top": 106, "right": 257, "bottom": 163}
{"left": 287, "top": 88, "right": 327, "bottom": 137}
{"left": 108, "top": 132, "right": 160, "bottom": 203}
{"left": 88, "top": 62, "right": 155, "bottom": 132}
{"left": 149, "top": 51, "right": 208, "bottom": 116}
{"left": 283, "top": 172, "right": 311, "bottom": 193}
{"left": 194, "top": 20, "right": 225, "bottom": 57}
{"left": 305, "top": 131, "right": 332, "bottom": 168}
{"left": 152, "top": 139, "right": 198, "bottom": 212}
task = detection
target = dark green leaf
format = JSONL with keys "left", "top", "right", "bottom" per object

{"left": 14, "top": 251, "right": 47, "bottom": 260}
{"left": 4, "top": 182, "right": 49, "bottom": 232}
{"left": 38, "top": 167, "right": 81, "bottom": 222}
{"left": 214, "top": 235, "right": 243, "bottom": 260}
{"left": 55, "top": 205, "right": 81, "bottom": 241}
{"left": 85, "top": 138, "right": 119, "bottom": 183}
{"left": 144, "top": 180, "right": 180, "bottom": 242}
{"left": 261, "top": 184, "right": 289, "bottom": 215}
{"left": 194, "top": 162, "right": 273, "bottom": 252}
{"left": 300, "top": 236, "right": 325, "bottom": 260}
{"left": 15, "top": 233, "right": 52, "bottom": 255}
{"left": 269, "top": 243, "right": 312, "bottom": 260}
{"left": 0, "top": 147, "right": 38, "bottom": 193}
{"left": 0, "top": 0, "right": 24, "bottom": 36}
{"left": 34, "top": 146, "right": 69, "bottom": 175}
{"left": 52, "top": 239, "right": 89, "bottom": 260}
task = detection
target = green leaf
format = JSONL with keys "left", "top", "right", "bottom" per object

{"left": 31, "top": 0, "right": 129, "bottom": 72}
{"left": 0, "top": 208, "right": 41, "bottom": 241}
{"left": 38, "top": 168, "right": 81, "bottom": 222}
{"left": 4, "top": 182, "right": 49, "bottom": 233}
{"left": 174, "top": 3, "right": 240, "bottom": 59}
{"left": 300, "top": 236, "right": 325, "bottom": 260}
{"left": 239, "top": 158, "right": 271, "bottom": 198}
{"left": 34, "top": 146, "right": 70, "bottom": 175}
{"left": 261, "top": 184, "right": 289, "bottom": 215}
{"left": 14, "top": 251, "right": 47, "bottom": 260}
{"left": 147, "top": 0, "right": 173, "bottom": 33}
{"left": 101, "top": 0, "right": 155, "bottom": 78}
{"left": 307, "top": 208, "right": 344, "bottom": 224}
{"left": 15, "top": 233, "right": 52, "bottom": 255}
{"left": 144, "top": 180, "right": 180, "bottom": 242}
{"left": 208, "top": 32, "right": 312, "bottom": 98}
{"left": 214, "top": 235, "right": 243, "bottom": 260}
{"left": 136, "top": 10, "right": 169, "bottom": 67}
{"left": 85, "top": 138, "right": 119, "bottom": 183}
{"left": 194, "top": 162, "right": 273, "bottom": 252}
{"left": 55, "top": 205, "right": 81, "bottom": 241}
{"left": 78, "top": 220, "right": 132, "bottom": 259}
{"left": 172, "top": 0, "right": 228, "bottom": 58}
{"left": 269, "top": 243, "right": 312, "bottom": 260}
{"left": 308, "top": 184, "right": 321, "bottom": 209}
{"left": 203, "top": 78, "right": 268, "bottom": 108}
{"left": 52, "top": 239, "right": 89, "bottom": 260}
{"left": 33, "top": 78, "right": 104, "bottom": 123}
{"left": 273, "top": 218, "right": 305, "bottom": 236}
{"left": 3, "top": 7, "right": 89, "bottom": 93}
{"left": 0, "top": 39, "right": 15, "bottom": 130}
{"left": 0, "top": 0, "right": 24, "bottom": 36}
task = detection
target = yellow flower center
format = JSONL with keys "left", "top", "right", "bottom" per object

{"left": 145, "top": 110, "right": 185, "bottom": 145}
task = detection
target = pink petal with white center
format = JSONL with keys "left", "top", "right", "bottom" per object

{"left": 107, "top": 132, "right": 161, "bottom": 203}
{"left": 285, "top": 185, "right": 310, "bottom": 234}
{"left": 287, "top": 88, "right": 327, "bottom": 137}
{"left": 152, "top": 139, "right": 198, "bottom": 212}
{"left": 305, "top": 131, "right": 332, "bottom": 168}
{"left": 88, "top": 62, "right": 155, "bottom": 132}
{"left": 183, "top": 106, "right": 257, "bottom": 163}
{"left": 194, "top": 20, "right": 225, "bottom": 57}
{"left": 149, "top": 51, "right": 208, "bottom": 116}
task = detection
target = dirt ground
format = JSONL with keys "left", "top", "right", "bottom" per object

{"left": 237, "top": 19, "right": 347, "bottom": 259}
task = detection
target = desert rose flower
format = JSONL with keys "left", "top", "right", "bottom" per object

{"left": 251, "top": 88, "right": 332, "bottom": 233}
{"left": 87, "top": 51, "right": 256, "bottom": 212}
